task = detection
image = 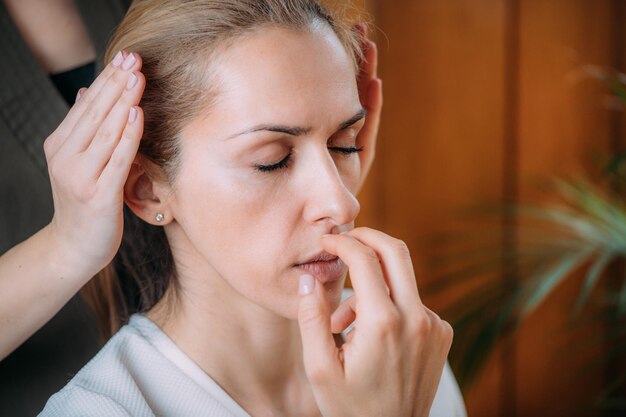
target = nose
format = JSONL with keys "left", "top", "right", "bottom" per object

{"left": 301, "top": 152, "right": 361, "bottom": 227}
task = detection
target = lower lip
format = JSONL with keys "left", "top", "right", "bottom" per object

{"left": 295, "top": 258, "right": 347, "bottom": 284}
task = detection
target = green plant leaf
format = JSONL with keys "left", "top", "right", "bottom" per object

{"left": 522, "top": 249, "right": 595, "bottom": 317}
{"left": 618, "top": 277, "right": 626, "bottom": 317}
{"left": 573, "top": 251, "right": 613, "bottom": 317}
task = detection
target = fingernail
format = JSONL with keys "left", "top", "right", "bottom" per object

{"left": 122, "top": 53, "right": 136, "bottom": 71}
{"left": 128, "top": 106, "right": 138, "bottom": 124}
{"left": 321, "top": 234, "right": 334, "bottom": 238}
{"left": 299, "top": 274, "right": 315, "bottom": 295}
{"left": 111, "top": 51, "right": 124, "bottom": 67}
{"left": 75, "top": 89, "right": 83, "bottom": 102}
{"left": 126, "top": 72, "right": 137, "bottom": 89}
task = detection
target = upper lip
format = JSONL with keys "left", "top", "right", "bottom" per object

{"left": 297, "top": 251, "right": 338, "bottom": 265}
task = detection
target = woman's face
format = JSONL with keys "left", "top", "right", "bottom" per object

{"left": 165, "top": 23, "right": 363, "bottom": 319}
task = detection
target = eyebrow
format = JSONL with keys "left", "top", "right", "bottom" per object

{"left": 224, "top": 108, "right": 367, "bottom": 140}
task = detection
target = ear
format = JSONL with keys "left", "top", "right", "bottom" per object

{"left": 124, "top": 156, "right": 173, "bottom": 225}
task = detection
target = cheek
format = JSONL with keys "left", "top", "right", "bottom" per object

{"left": 172, "top": 161, "right": 300, "bottom": 279}
{"left": 179, "top": 175, "right": 287, "bottom": 253}
{"left": 335, "top": 155, "right": 361, "bottom": 192}
{"left": 174, "top": 170, "right": 308, "bottom": 317}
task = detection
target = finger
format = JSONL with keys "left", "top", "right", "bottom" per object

{"left": 355, "top": 78, "right": 382, "bottom": 195}
{"left": 97, "top": 106, "right": 144, "bottom": 192}
{"left": 345, "top": 327, "right": 355, "bottom": 343}
{"left": 75, "top": 87, "right": 87, "bottom": 103}
{"left": 58, "top": 52, "right": 143, "bottom": 157}
{"left": 65, "top": 52, "right": 141, "bottom": 132}
{"left": 423, "top": 306, "right": 454, "bottom": 348}
{"left": 47, "top": 51, "right": 130, "bottom": 155}
{"left": 357, "top": 41, "right": 378, "bottom": 103}
{"left": 365, "top": 40, "right": 378, "bottom": 80}
{"left": 330, "top": 294, "right": 356, "bottom": 334}
{"left": 343, "top": 228, "right": 422, "bottom": 314}
{"left": 85, "top": 71, "right": 146, "bottom": 179}
{"left": 353, "top": 22, "right": 367, "bottom": 39}
{"left": 358, "top": 78, "right": 382, "bottom": 149}
{"left": 297, "top": 274, "right": 342, "bottom": 382}
{"left": 321, "top": 234, "right": 395, "bottom": 318}
{"left": 352, "top": 22, "right": 367, "bottom": 65}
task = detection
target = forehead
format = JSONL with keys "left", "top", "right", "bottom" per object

{"left": 206, "top": 24, "right": 359, "bottom": 130}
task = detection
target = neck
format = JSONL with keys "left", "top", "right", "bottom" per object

{"left": 146, "top": 258, "right": 321, "bottom": 415}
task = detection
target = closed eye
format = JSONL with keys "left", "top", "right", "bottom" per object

{"left": 254, "top": 146, "right": 363, "bottom": 173}
{"left": 254, "top": 150, "right": 293, "bottom": 172}
{"left": 328, "top": 146, "right": 363, "bottom": 155}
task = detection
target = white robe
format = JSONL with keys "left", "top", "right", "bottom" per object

{"left": 39, "top": 290, "right": 467, "bottom": 417}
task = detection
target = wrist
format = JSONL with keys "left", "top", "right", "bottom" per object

{"left": 41, "top": 223, "right": 100, "bottom": 286}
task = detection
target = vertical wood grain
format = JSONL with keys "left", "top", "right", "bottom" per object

{"left": 334, "top": 0, "right": 622, "bottom": 415}
{"left": 370, "top": 1, "right": 507, "bottom": 415}
{"left": 514, "top": 1, "right": 613, "bottom": 416}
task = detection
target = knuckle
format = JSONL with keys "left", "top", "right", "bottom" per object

{"left": 109, "top": 150, "right": 127, "bottom": 169}
{"left": 43, "top": 136, "right": 54, "bottom": 156}
{"left": 372, "top": 308, "right": 401, "bottom": 336}
{"left": 80, "top": 85, "right": 94, "bottom": 101}
{"left": 441, "top": 320, "right": 454, "bottom": 343}
{"left": 110, "top": 67, "right": 129, "bottom": 87}
{"left": 74, "top": 88, "right": 94, "bottom": 112}
{"left": 67, "top": 162, "right": 94, "bottom": 201}
{"left": 409, "top": 313, "right": 432, "bottom": 337}
{"left": 48, "top": 155, "right": 69, "bottom": 179}
{"left": 391, "top": 238, "right": 411, "bottom": 258}
{"left": 357, "top": 247, "right": 379, "bottom": 265}
{"left": 48, "top": 160, "right": 61, "bottom": 179}
{"left": 298, "top": 305, "right": 323, "bottom": 328}
{"left": 97, "top": 125, "right": 116, "bottom": 146}
{"left": 83, "top": 103, "right": 102, "bottom": 125}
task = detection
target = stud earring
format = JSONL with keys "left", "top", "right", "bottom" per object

{"left": 155, "top": 213, "right": 164, "bottom": 222}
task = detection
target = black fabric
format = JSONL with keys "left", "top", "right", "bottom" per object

{"left": 0, "top": 1, "right": 129, "bottom": 416}
{"left": 49, "top": 61, "right": 96, "bottom": 106}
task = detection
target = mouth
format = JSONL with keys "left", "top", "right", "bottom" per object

{"left": 294, "top": 251, "right": 347, "bottom": 284}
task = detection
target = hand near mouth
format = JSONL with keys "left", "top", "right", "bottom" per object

{"left": 296, "top": 227, "right": 453, "bottom": 417}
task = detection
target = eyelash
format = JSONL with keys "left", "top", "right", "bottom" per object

{"left": 254, "top": 146, "right": 364, "bottom": 173}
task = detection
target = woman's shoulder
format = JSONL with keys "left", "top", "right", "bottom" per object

{"left": 38, "top": 384, "right": 134, "bottom": 417}
{"left": 38, "top": 315, "right": 245, "bottom": 417}
{"left": 38, "top": 318, "right": 155, "bottom": 416}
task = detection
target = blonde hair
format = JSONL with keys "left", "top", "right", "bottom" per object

{"left": 82, "top": 0, "right": 366, "bottom": 339}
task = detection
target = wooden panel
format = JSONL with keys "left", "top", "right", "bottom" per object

{"left": 370, "top": 1, "right": 507, "bottom": 416}
{"left": 514, "top": 1, "right": 614, "bottom": 415}
{"left": 342, "top": 0, "right": 621, "bottom": 415}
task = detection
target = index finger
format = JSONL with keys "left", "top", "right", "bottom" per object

{"left": 321, "top": 234, "right": 394, "bottom": 317}
{"left": 49, "top": 51, "right": 143, "bottom": 154}
{"left": 345, "top": 227, "right": 423, "bottom": 314}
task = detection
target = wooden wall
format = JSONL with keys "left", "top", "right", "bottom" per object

{"left": 337, "top": 0, "right": 625, "bottom": 416}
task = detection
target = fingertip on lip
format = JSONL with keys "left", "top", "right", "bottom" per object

{"left": 323, "top": 230, "right": 352, "bottom": 237}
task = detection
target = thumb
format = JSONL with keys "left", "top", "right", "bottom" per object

{"left": 297, "top": 274, "right": 340, "bottom": 382}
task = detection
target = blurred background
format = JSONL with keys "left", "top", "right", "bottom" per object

{"left": 344, "top": 0, "right": 626, "bottom": 416}
{"left": 2, "top": 0, "right": 625, "bottom": 416}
